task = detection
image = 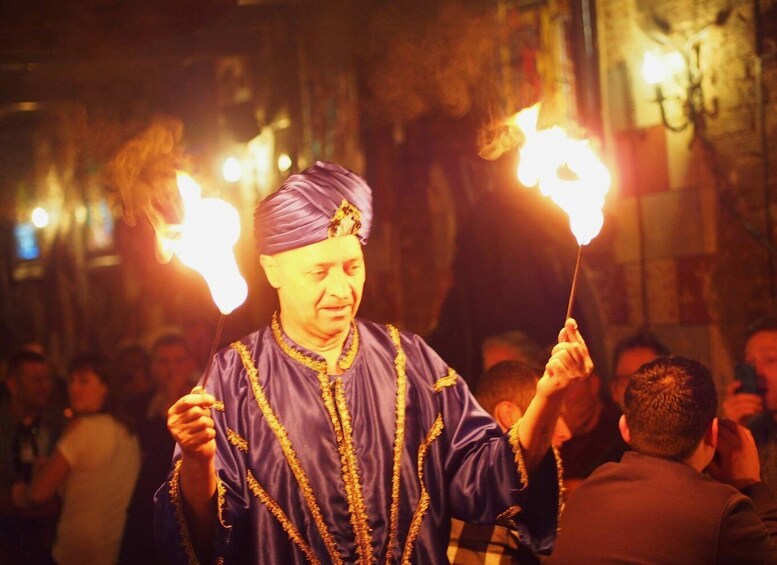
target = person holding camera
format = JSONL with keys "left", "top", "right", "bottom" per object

{"left": 547, "top": 356, "right": 777, "bottom": 564}
{"left": 723, "top": 316, "right": 777, "bottom": 497}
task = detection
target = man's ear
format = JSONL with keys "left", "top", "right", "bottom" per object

{"left": 493, "top": 401, "right": 523, "bottom": 432}
{"left": 618, "top": 414, "right": 631, "bottom": 445}
{"left": 260, "top": 255, "right": 280, "bottom": 289}
{"left": 704, "top": 417, "right": 719, "bottom": 449}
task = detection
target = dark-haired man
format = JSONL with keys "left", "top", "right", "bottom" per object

{"left": 609, "top": 329, "right": 670, "bottom": 410}
{"left": 548, "top": 356, "right": 777, "bottom": 564}
{"left": 0, "top": 350, "right": 65, "bottom": 563}
{"left": 154, "top": 162, "right": 593, "bottom": 564}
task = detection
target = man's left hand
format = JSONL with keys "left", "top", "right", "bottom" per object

{"left": 538, "top": 318, "right": 594, "bottom": 398}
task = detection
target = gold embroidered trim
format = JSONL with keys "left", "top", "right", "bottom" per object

{"left": 433, "top": 368, "right": 458, "bottom": 392}
{"left": 271, "top": 312, "right": 359, "bottom": 372}
{"left": 508, "top": 420, "right": 529, "bottom": 490}
{"left": 316, "top": 373, "right": 375, "bottom": 563}
{"left": 329, "top": 199, "right": 363, "bottom": 239}
{"left": 334, "top": 378, "right": 375, "bottom": 562}
{"left": 213, "top": 400, "right": 225, "bottom": 412}
{"left": 216, "top": 475, "right": 228, "bottom": 529}
{"left": 553, "top": 445, "right": 566, "bottom": 534}
{"left": 226, "top": 428, "right": 248, "bottom": 452}
{"left": 168, "top": 459, "right": 199, "bottom": 565}
{"left": 401, "top": 414, "right": 444, "bottom": 564}
{"left": 385, "top": 325, "right": 407, "bottom": 565}
{"left": 246, "top": 471, "right": 322, "bottom": 565}
{"left": 231, "top": 341, "right": 343, "bottom": 565}
{"left": 495, "top": 505, "right": 522, "bottom": 528}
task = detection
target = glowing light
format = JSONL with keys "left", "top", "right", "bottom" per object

{"left": 157, "top": 172, "right": 248, "bottom": 314}
{"left": 31, "top": 207, "right": 49, "bottom": 228}
{"left": 513, "top": 104, "right": 611, "bottom": 246}
{"left": 642, "top": 52, "right": 666, "bottom": 85}
{"left": 277, "top": 153, "right": 292, "bottom": 173}
{"left": 222, "top": 157, "right": 243, "bottom": 183}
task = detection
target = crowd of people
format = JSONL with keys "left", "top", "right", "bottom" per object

{"left": 0, "top": 330, "right": 206, "bottom": 564}
{"left": 1, "top": 161, "right": 776, "bottom": 563}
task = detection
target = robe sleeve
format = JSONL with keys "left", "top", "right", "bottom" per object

{"left": 154, "top": 345, "right": 254, "bottom": 564}
{"left": 409, "top": 333, "right": 562, "bottom": 555}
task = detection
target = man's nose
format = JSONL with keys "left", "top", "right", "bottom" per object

{"left": 328, "top": 269, "right": 350, "bottom": 298}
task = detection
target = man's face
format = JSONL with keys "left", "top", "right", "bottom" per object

{"left": 745, "top": 330, "right": 777, "bottom": 411}
{"left": 611, "top": 347, "right": 660, "bottom": 409}
{"left": 151, "top": 343, "right": 196, "bottom": 394}
{"left": 266, "top": 235, "right": 365, "bottom": 347}
{"left": 11, "top": 361, "right": 52, "bottom": 413}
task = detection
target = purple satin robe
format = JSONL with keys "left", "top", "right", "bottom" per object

{"left": 154, "top": 317, "right": 562, "bottom": 564}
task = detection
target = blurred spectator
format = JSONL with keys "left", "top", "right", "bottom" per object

{"left": 116, "top": 344, "right": 154, "bottom": 425}
{"left": 548, "top": 356, "right": 777, "bottom": 564}
{"left": 447, "top": 360, "right": 569, "bottom": 564}
{"left": 481, "top": 330, "right": 545, "bottom": 372}
{"left": 182, "top": 317, "right": 217, "bottom": 374}
{"left": 0, "top": 350, "right": 66, "bottom": 564}
{"left": 723, "top": 316, "right": 777, "bottom": 497}
{"left": 609, "top": 329, "right": 670, "bottom": 410}
{"left": 11, "top": 353, "right": 140, "bottom": 565}
{"left": 560, "top": 371, "right": 627, "bottom": 496}
{"left": 120, "top": 334, "right": 197, "bottom": 564}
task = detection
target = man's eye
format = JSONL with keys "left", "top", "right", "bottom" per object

{"left": 345, "top": 264, "right": 361, "bottom": 276}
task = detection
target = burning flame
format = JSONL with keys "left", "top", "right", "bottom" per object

{"left": 513, "top": 104, "right": 611, "bottom": 246}
{"left": 157, "top": 172, "right": 248, "bottom": 314}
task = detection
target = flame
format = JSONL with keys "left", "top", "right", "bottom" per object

{"left": 157, "top": 171, "right": 248, "bottom": 314}
{"left": 513, "top": 104, "right": 611, "bottom": 246}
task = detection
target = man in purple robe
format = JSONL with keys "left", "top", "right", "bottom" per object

{"left": 154, "top": 162, "right": 593, "bottom": 564}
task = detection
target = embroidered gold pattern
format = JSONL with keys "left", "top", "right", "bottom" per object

{"left": 246, "top": 471, "right": 322, "bottom": 565}
{"left": 385, "top": 325, "right": 407, "bottom": 565}
{"left": 271, "top": 312, "right": 359, "bottom": 373}
{"left": 401, "top": 414, "right": 444, "bottom": 564}
{"left": 553, "top": 445, "right": 566, "bottom": 534}
{"left": 314, "top": 372, "right": 374, "bottom": 563}
{"left": 508, "top": 420, "right": 529, "bottom": 489}
{"left": 334, "top": 378, "right": 375, "bottom": 562}
{"left": 226, "top": 428, "right": 248, "bottom": 452}
{"left": 495, "top": 505, "right": 523, "bottom": 529}
{"left": 231, "top": 341, "right": 343, "bottom": 565}
{"left": 168, "top": 459, "right": 199, "bottom": 565}
{"left": 216, "top": 475, "right": 228, "bottom": 529}
{"left": 433, "top": 368, "right": 458, "bottom": 393}
{"left": 328, "top": 199, "right": 362, "bottom": 239}
{"left": 213, "top": 400, "right": 225, "bottom": 412}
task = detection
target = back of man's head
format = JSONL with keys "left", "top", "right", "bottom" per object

{"left": 475, "top": 360, "right": 540, "bottom": 416}
{"left": 624, "top": 356, "right": 717, "bottom": 461}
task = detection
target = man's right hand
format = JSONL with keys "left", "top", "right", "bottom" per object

{"left": 707, "top": 418, "right": 761, "bottom": 490}
{"left": 721, "top": 380, "right": 763, "bottom": 425}
{"left": 167, "top": 387, "right": 217, "bottom": 462}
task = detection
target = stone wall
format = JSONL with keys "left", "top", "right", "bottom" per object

{"left": 592, "top": 0, "right": 777, "bottom": 386}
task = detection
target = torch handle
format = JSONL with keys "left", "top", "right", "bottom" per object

{"left": 565, "top": 246, "right": 583, "bottom": 321}
{"left": 199, "top": 313, "right": 226, "bottom": 391}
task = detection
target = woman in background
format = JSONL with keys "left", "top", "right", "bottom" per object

{"left": 12, "top": 353, "right": 141, "bottom": 565}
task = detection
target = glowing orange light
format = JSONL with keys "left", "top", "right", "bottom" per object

{"left": 157, "top": 172, "right": 248, "bottom": 314}
{"left": 513, "top": 104, "right": 611, "bottom": 246}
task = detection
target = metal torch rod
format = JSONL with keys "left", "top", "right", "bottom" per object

{"left": 199, "top": 313, "right": 226, "bottom": 391}
{"left": 565, "top": 246, "right": 583, "bottom": 321}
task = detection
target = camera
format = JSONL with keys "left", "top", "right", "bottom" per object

{"left": 734, "top": 362, "right": 759, "bottom": 395}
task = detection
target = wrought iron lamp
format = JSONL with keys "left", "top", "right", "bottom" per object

{"left": 641, "top": 36, "right": 717, "bottom": 139}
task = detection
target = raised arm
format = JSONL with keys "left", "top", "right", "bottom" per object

{"left": 518, "top": 318, "right": 593, "bottom": 471}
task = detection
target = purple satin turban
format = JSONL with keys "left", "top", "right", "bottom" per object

{"left": 254, "top": 161, "right": 373, "bottom": 255}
